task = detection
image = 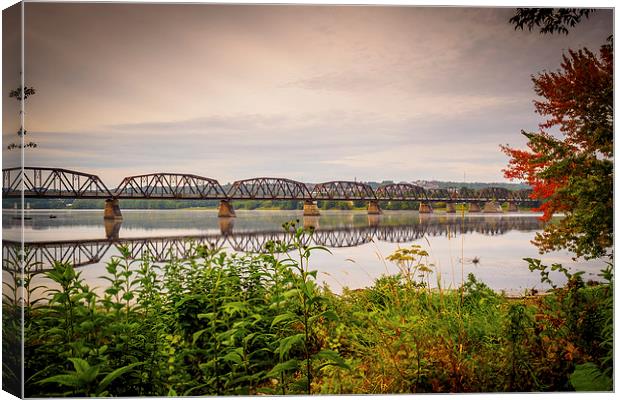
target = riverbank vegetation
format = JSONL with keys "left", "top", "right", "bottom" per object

{"left": 10, "top": 222, "right": 612, "bottom": 396}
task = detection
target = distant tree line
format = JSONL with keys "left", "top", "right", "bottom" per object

{"left": 5, "top": 198, "right": 528, "bottom": 212}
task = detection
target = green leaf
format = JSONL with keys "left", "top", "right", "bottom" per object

{"left": 265, "top": 359, "right": 300, "bottom": 378}
{"left": 96, "top": 362, "right": 144, "bottom": 393}
{"left": 271, "top": 312, "right": 298, "bottom": 327}
{"left": 192, "top": 328, "right": 208, "bottom": 345}
{"left": 222, "top": 348, "right": 244, "bottom": 364}
{"left": 197, "top": 312, "right": 215, "bottom": 320}
{"left": 38, "top": 374, "right": 81, "bottom": 387}
{"left": 308, "top": 309, "right": 339, "bottom": 325}
{"left": 277, "top": 333, "right": 305, "bottom": 358}
{"left": 222, "top": 301, "right": 247, "bottom": 315}
{"left": 182, "top": 384, "right": 210, "bottom": 396}
{"left": 570, "top": 362, "right": 613, "bottom": 391}
{"left": 79, "top": 320, "right": 94, "bottom": 331}
{"left": 283, "top": 288, "right": 301, "bottom": 299}
{"left": 68, "top": 358, "right": 90, "bottom": 374}
{"left": 313, "top": 349, "right": 350, "bottom": 370}
{"left": 81, "top": 366, "right": 100, "bottom": 385}
{"left": 122, "top": 291, "right": 134, "bottom": 301}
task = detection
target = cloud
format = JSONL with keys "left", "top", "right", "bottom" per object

{"left": 17, "top": 4, "right": 612, "bottom": 185}
{"left": 107, "top": 114, "right": 293, "bottom": 133}
{"left": 24, "top": 94, "right": 537, "bottom": 184}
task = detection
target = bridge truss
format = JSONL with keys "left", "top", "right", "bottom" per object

{"left": 114, "top": 173, "right": 227, "bottom": 199}
{"left": 312, "top": 181, "right": 376, "bottom": 201}
{"left": 227, "top": 177, "right": 311, "bottom": 200}
{"left": 2, "top": 167, "right": 535, "bottom": 204}
{"left": 3, "top": 167, "right": 112, "bottom": 198}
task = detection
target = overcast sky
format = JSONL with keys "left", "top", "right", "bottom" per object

{"left": 2, "top": 3, "right": 613, "bottom": 186}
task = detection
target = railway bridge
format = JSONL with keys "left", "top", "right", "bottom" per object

{"left": 2, "top": 167, "right": 536, "bottom": 219}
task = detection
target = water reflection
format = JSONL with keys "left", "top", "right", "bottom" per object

{"left": 3, "top": 215, "right": 544, "bottom": 273}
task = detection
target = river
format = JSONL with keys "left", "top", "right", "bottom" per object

{"left": 2, "top": 209, "right": 608, "bottom": 296}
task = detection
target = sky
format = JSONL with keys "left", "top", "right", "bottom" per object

{"left": 2, "top": 3, "right": 613, "bottom": 186}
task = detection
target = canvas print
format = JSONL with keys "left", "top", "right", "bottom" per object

{"left": 1, "top": 1, "right": 614, "bottom": 397}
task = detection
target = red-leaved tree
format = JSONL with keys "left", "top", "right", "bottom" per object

{"left": 501, "top": 40, "right": 613, "bottom": 259}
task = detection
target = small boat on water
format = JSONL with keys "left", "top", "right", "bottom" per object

{"left": 49, "top": 215, "right": 57, "bottom": 219}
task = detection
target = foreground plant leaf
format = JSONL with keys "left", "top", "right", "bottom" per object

{"left": 569, "top": 363, "right": 612, "bottom": 391}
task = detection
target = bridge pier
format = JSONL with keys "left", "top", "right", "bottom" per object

{"left": 468, "top": 202, "right": 481, "bottom": 213}
{"left": 103, "top": 199, "right": 123, "bottom": 220}
{"left": 218, "top": 200, "right": 236, "bottom": 218}
{"left": 104, "top": 219, "right": 122, "bottom": 240}
{"left": 367, "top": 200, "right": 382, "bottom": 215}
{"left": 219, "top": 216, "right": 235, "bottom": 235}
{"left": 445, "top": 202, "right": 456, "bottom": 213}
{"left": 507, "top": 202, "right": 518, "bottom": 212}
{"left": 419, "top": 202, "right": 433, "bottom": 214}
{"left": 303, "top": 216, "right": 320, "bottom": 230}
{"left": 303, "top": 200, "right": 320, "bottom": 216}
{"left": 367, "top": 214, "right": 380, "bottom": 227}
{"left": 483, "top": 201, "right": 503, "bottom": 213}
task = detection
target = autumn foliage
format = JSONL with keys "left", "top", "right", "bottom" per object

{"left": 501, "top": 40, "right": 613, "bottom": 259}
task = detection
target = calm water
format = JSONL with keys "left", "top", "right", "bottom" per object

{"left": 2, "top": 209, "right": 608, "bottom": 295}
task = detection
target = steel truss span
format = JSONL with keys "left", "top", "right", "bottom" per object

{"left": 312, "top": 181, "right": 376, "bottom": 201}
{"left": 114, "top": 173, "right": 226, "bottom": 199}
{"left": 227, "top": 177, "right": 311, "bottom": 200}
{"left": 375, "top": 183, "right": 428, "bottom": 201}
{"left": 3, "top": 167, "right": 112, "bottom": 198}
{"left": 2, "top": 167, "right": 535, "bottom": 203}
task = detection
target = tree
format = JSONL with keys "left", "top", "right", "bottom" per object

{"left": 7, "top": 85, "right": 37, "bottom": 150}
{"left": 500, "top": 40, "right": 613, "bottom": 260}
{"left": 509, "top": 8, "right": 595, "bottom": 35}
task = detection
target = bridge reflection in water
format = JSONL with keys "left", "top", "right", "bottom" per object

{"left": 3, "top": 215, "right": 544, "bottom": 273}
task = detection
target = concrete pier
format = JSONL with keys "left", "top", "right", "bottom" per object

{"left": 104, "top": 219, "right": 122, "bottom": 239}
{"left": 367, "top": 214, "right": 380, "bottom": 227}
{"left": 303, "top": 200, "right": 321, "bottom": 216}
{"left": 468, "top": 202, "right": 481, "bottom": 213}
{"left": 445, "top": 202, "right": 456, "bottom": 213}
{"left": 104, "top": 199, "right": 123, "bottom": 220}
{"left": 303, "top": 215, "right": 320, "bottom": 230}
{"left": 367, "top": 200, "right": 382, "bottom": 215}
{"left": 419, "top": 203, "right": 433, "bottom": 214}
{"left": 483, "top": 201, "right": 503, "bottom": 213}
{"left": 507, "top": 202, "right": 518, "bottom": 212}
{"left": 219, "top": 217, "right": 235, "bottom": 235}
{"left": 218, "top": 200, "right": 236, "bottom": 218}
